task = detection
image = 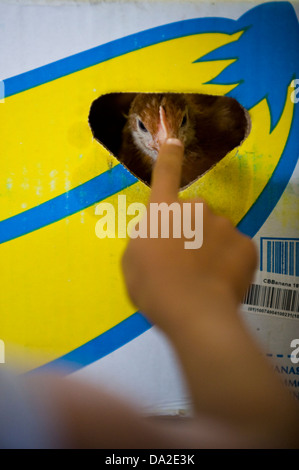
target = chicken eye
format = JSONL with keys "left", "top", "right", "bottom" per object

{"left": 181, "top": 114, "right": 187, "bottom": 127}
{"left": 137, "top": 119, "right": 148, "bottom": 133}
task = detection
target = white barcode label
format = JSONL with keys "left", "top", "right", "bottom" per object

{"left": 243, "top": 283, "right": 299, "bottom": 319}
{"left": 260, "top": 237, "right": 299, "bottom": 276}
{"left": 244, "top": 283, "right": 299, "bottom": 312}
{"left": 246, "top": 237, "right": 299, "bottom": 319}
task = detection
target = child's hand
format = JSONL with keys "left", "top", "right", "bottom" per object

{"left": 122, "top": 138, "right": 257, "bottom": 333}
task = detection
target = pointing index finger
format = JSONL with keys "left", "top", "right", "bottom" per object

{"left": 150, "top": 138, "right": 184, "bottom": 203}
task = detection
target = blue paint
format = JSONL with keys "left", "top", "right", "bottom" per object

{"left": 4, "top": 17, "right": 237, "bottom": 99}
{"left": 196, "top": 2, "right": 299, "bottom": 131}
{"left": 30, "top": 312, "right": 152, "bottom": 375}
{"left": 0, "top": 165, "right": 137, "bottom": 244}
{"left": 236, "top": 102, "right": 299, "bottom": 237}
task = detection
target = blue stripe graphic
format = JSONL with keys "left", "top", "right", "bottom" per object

{"left": 4, "top": 17, "right": 237, "bottom": 99}
{"left": 30, "top": 312, "right": 152, "bottom": 375}
{"left": 0, "top": 165, "right": 137, "bottom": 244}
{"left": 237, "top": 101, "right": 299, "bottom": 237}
{"left": 290, "top": 243, "right": 294, "bottom": 276}
{"left": 267, "top": 241, "right": 271, "bottom": 272}
{"left": 284, "top": 242, "right": 288, "bottom": 275}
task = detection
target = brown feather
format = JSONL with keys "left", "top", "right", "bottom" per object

{"left": 118, "top": 93, "right": 250, "bottom": 188}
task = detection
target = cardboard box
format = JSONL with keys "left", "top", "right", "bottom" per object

{"left": 0, "top": 0, "right": 298, "bottom": 413}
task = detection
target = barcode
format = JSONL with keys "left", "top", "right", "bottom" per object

{"left": 260, "top": 238, "right": 299, "bottom": 276}
{"left": 243, "top": 284, "right": 299, "bottom": 313}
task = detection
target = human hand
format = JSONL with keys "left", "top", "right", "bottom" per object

{"left": 121, "top": 141, "right": 299, "bottom": 447}
{"left": 122, "top": 138, "right": 257, "bottom": 333}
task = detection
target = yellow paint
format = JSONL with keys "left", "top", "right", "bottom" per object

{"left": 0, "top": 30, "right": 294, "bottom": 370}
{"left": 0, "top": 32, "right": 241, "bottom": 221}
{"left": 1, "top": 193, "right": 131, "bottom": 366}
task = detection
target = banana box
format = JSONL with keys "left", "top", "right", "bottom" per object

{"left": 0, "top": 0, "right": 298, "bottom": 413}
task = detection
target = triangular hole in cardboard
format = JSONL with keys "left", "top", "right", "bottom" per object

{"left": 89, "top": 92, "right": 251, "bottom": 189}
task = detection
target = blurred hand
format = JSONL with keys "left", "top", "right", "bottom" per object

{"left": 122, "top": 138, "right": 257, "bottom": 333}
